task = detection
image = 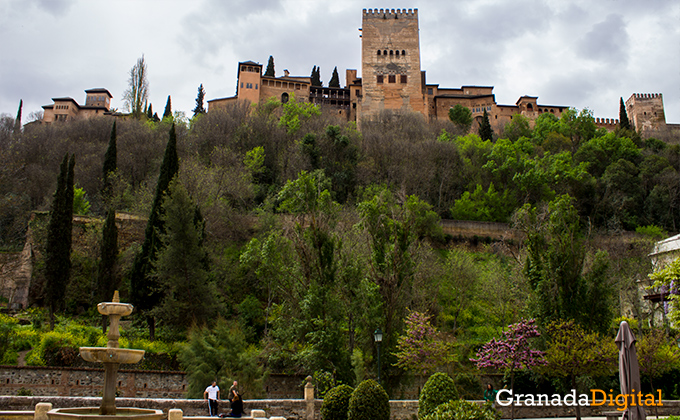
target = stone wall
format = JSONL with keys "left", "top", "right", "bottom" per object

{"left": 0, "top": 367, "right": 311, "bottom": 400}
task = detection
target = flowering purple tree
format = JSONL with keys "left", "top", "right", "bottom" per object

{"left": 394, "top": 311, "right": 453, "bottom": 376}
{"left": 470, "top": 319, "right": 545, "bottom": 420}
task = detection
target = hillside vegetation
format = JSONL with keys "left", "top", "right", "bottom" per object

{"left": 0, "top": 101, "right": 678, "bottom": 398}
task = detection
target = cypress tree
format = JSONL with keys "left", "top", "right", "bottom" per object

{"left": 14, "top": 100, "right": 22, "bottom": 134}
{"left": 478, "top": 109, "right": 494, "bottom": 141}
{"left": 97, "top": 209, "right": 118, "bottom": 304}
{"left": 311, "top": 66, "right": 322, "bottom": 87}
{"left": 192, "top": 84, "right": 207, "bottom": 117}
{"left": 45, "top": 153, "right": 75, "bottom": 329}
{"left": 143, "top": 101, "right": 148, "bottom": 117}
{"left": 130, "top": 123, "right": 179, "bottom": 339}
{"left": 329, "top": 67, "right": 340, "bottom": 88}
{"left": 163, "top": 95, "right": 172, "bottom": 119}
{"left": 102, "top": 121, "right": 117, "bottom": 198}
{"left": 147, "top": 103, "right": 154, "bottom": 120}
{"left": 265, "top": 56, "right": 275, "bottom": 77}
{"left": 619, "top": 97, "right": 631, "bottom": 130}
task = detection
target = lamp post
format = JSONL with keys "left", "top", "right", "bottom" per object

{"left": 374, "top": 327, "right": 383, "bottom": 385}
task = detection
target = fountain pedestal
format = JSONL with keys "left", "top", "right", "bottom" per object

{"left": 48, "top": 292, "right": 162, "bottom": 420}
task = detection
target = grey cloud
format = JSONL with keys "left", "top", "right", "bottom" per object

{"left": 35, "top": 0, "right": 74, "bottom": 17}
{"left": 578, "top": 14, "right": 629, "bottom": 64}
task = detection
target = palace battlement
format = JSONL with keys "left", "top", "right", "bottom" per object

{"left": 632, "top": 93, "right": 663, "bottom": 100}
{"left": 594, "top": 117, "right": 620, "bottom": 129}
{"left": 363, "top": 8, "right": 418, "bottom": 19}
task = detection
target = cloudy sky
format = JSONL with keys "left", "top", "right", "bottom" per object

{"left": 1, "top": 0, "right": 678, "bottom": 124}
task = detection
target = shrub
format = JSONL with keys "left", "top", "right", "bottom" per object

{"left": 347, "top": 379, "right": 389, "bottom": 420}
{"left": 421, "top": 400, "right": 499, "bottom": 420}
{"left": 419, "top": 373, "right": 457, "bottom": 419}
{"left": 321, "top": 384, "right": 354, "bottom": 420}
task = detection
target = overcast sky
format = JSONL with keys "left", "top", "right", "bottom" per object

{"left": 1, "top": 0, "right": 678, "bottom": 125}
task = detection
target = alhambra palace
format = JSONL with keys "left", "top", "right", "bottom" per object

{"left": 41, "top": 8, "right": 675, "bottom": 136}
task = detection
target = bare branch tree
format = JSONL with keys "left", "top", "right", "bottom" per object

{"left": 123, "top": 55, "right": 149, "bottom": 118}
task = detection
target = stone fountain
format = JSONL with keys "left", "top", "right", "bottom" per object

{"left": 47, "top": 292, "right": 163, "bottom": 420}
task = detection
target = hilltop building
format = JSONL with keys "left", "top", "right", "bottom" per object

{"left": 41, "top": 89, "right": 114, "bottom": 123}
{"left": 208, "top": 8, "right": 674, "bottom": 135}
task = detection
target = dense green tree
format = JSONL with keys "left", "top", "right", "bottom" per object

{"left": 151, "top": 180, "right": 219, "bottom": 330}
{"left": 503, "top": 114, "right": 531, "bottom": 142}
{"left": 163, "top": 95, "right": 172, "bottom": 119}
{"left": 130, "top": 123, "right": 179, "bottom": 339}
{"left": 102, "top": 122, "right": 117, "bottom": 198}
{"left": 192, "top": 84, "right": 207, "bottom": 117}
{"left": 619, "top": 97, "right": 631, "bottom": 130}
{"left": 514, "top": 195, "right": 615, "bottom": 333}
{"left": 448, "top": 104, "right": 472, "bottom": 133}
{"left": 265, "top": 55, "right": 275, "bottom": 77}
{"left": 329, "top": 66, "right": 340, "bottom": 88}
{"left": 45, "top": 154, "right": 75, "bottom": 329}
{"left": 96, "top": 209, "right": 118, "bottom": 303}
{"left": 478, "top": 109, "right": 493, "bottom": 141}
{"left": 542, "top": 320, "right": 617, "bottom": 420}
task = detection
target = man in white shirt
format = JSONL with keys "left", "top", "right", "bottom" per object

{"left": 204, "top": 381, "right": 220, "bottom": 416}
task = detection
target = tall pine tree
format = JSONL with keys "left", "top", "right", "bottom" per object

{"left": 163, "top": 95, "right": 172, "bottom": 119}
{"left": 265, "top": 56, "right": 275, "bottom": 77}
{"left": 130, "top": 123, "right": 179, "bottom": 339}
{"left": 329, "top": 67, "right": 340, "bottom": 88}
{"left": 619, "top": 97, "right": 631, "bottom": 130}
{"left": 102, "top": 122, "right": 117, "bottom": 198}
{"left": 478, "top": 109, "right": 494, "bottom": 141}
{"left": 192, "top": 84, "right": 207, "bottom": 117}
{"left": 45, "top": 153, "right": 75, "bottom": 329}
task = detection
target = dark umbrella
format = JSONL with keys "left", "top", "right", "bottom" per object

{"left": 615, "top": 321, "right": 646, "bottom": 420}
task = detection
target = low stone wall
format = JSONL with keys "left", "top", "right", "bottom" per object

{"left": 0, "top": 367, "right": 308, "bottom": 400}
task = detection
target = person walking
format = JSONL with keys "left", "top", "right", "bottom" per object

{"left": 204, "top": 381, "right": 220, "bottom": 416}
{"left": 228, "top": 380, "right": 239, "bottom": 402}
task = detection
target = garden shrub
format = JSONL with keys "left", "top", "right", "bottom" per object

{"left": 321, "top": 384, "right": 354, "bottom": 420}
{"left": 421, "top": 400, "right": 499, "bottom": 420}
{"left": 419, "top": 372, "right": 457, "bottom": 419}
{"left": 347, "top": 379, "right": 389, "bottom": 420}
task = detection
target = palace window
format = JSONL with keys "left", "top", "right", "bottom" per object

{"left": 377, "top": 50, "right": 381, "bottom": 56}
{"left": 377, "top": 75, "right": 384, "bottom": 84}
{"left": 388, "top": 75, "right": 396, "bottom": 83}
{"left": 402, "top": 50, "right": 406, "bottom": 55}
{"left": 400, "top": 75, "right": 407, "bottom": 83}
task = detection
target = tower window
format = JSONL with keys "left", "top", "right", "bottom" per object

{"left": 402, "top": 50, "right": 406, "bottom": 56}
{"left": 389, "top": 50, "right": 394, "bottom": 56}
{"left": 377, "top": 75, "right": 384, "bottom": 84}
{"left": 388, "top": 75, "right": 396, "bottom": 83}
{"left": 395, "top": 50, "right": 399, "bottom": 56}
{"left": 377, "top": 50, "right": 381, "bottom": 56}
{"left": 400, "top": 75, "right": 407, "bottom": 83}
{"left": 384, "top": 50, "right": 387, "bottom": 55}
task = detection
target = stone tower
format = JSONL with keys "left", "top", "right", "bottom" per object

{"left": 625, "top": 93, "right": 666, "bottom": 132}
{"left": 359, "top": 8, "right": 426, "bottom": 121}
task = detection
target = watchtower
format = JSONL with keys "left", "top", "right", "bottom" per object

{"left": 625, "top": 93, "right": 666, "bottom": 132}
{"left": 359, "top": 8, "right": 426, "bottom": 121}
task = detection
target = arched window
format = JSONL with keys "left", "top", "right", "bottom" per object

{"left": 402, "top": 50, "right": 406, "bottom": 56}
{"left": 395, "top": 50, "right": 399, "bottom": 56}
{"left": 527, "top": 103, "right": 533, "bottom": 111}
{"left": 377, "top": 50, "right": 381, "bottom": 56}
{"left": 389, "top": 50, "right": 393, "bottom": 55}
{"left": 384, "top": 50, "right": 387, "bottom": 55}
{"left": 281, "top": 93, "right": 289, "bottom": 104}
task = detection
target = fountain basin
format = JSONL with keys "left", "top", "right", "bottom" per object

{"left": 47, "top": 407, "right": 163, "bottom": 420}
{"left": 79, "top": 348, "right": 145, "bottom": 364}
{"left": 98, "top": 302, "right": 133, "bottom": 316}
